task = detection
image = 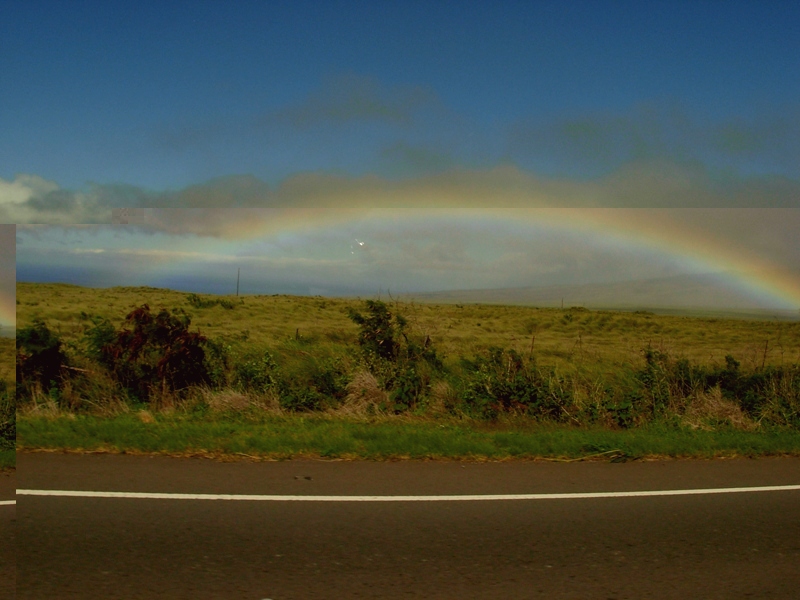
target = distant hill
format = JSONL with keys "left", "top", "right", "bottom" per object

{"left": 401, "top": 274, "right": 800, "bottom": 320}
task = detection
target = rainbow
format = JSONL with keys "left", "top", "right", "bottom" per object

{"left": 176, "top": 207, "right": 800, "bottom": 309}
{"left": 0, "top": 289, "right": 14, "bottom": 327}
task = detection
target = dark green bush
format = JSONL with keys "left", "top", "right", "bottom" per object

{"left": 187, "top": 293, "right": 235, "bottom": 310}
{"left": 232, "top": 349, "right": 348, "bottom": 412}
{"left": 0, "top": 381, "right": 14, "bottom": 450}
{"left": 233, "top": 350, "right": 279, "bottom": 393}
{"left": 346, "top": 300, "right": 444, "bottom": 413}
{"left": 346, "top": 300, "right": 400, "bottom": 361}
{"left": 16, "top": 320, "right": 69, "bottom": 397}
{"left": 202, "top": 338, "right": 231, "bottom": 389}
{"left": 460, "top": 347, "right": 573, "bottom": 420}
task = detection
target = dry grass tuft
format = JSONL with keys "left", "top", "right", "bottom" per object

{"left": 756, "top": 374, "right": 800, "bottom": 427}
{"left": 137, "top": 410, "right": 156, "bottom": 424}
{"left": 250, "top": 388, "right": 284, "bottom": 413}
{"left": 203, "top": 388, "right": 252, "bottom": 412}
{"left": 336, "top": 370, "right": 388, "bottom": 418}
{"left": 17, "top": 386, "right": 75, "bottom": 420}
{"left": 200, "top": 386, "right": 284, "bottom": 414}
{"left": 682, "top": 386, "right": 756, "bottom": 431}
{"left": 427, "top": 380, "right": 456, "bottom": 415}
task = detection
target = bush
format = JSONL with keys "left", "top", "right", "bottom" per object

{"left": 346, "top": 300, "right": 444, "bottom": 412}
{"left": 16, "top": 320, "right": 69, "bottom": 397}
{"left": 460, "top": 347, "right": 573, "bottom": 420}
{"left": 233, "top": 349, "right": 349, "bottom": 412}
{"left": 0, "top": 381, "right": 14, "bottom": 450}
{"left": 761, "top": 369, "right": 800, "bottom": 427}
{"left": 346, "top": 300, "right": 401, "bottom": 361}
{"left": 88, "top": 304, "right": 213, "bottom": 402}
{"left": 233, "top": 349, "right": 280, "bottom": 393}
{"left": 186, "top": 293, "right": 235, "bottom": 310}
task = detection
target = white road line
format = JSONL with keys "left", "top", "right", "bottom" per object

{"left": 0, "top": 500, "right": 15, "bottom": 506}
{"left": 16, "top": 485, "right": 800, "bottom": 502}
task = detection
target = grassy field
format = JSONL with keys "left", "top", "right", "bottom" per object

{"left": 16, "top": 282, "right": 800, "bottom": 374}
{"left": 14, "top": 282, "right": 800, "bottom": 460}
{"left": 0, "top": 451, "right": 13, "bottom": 470}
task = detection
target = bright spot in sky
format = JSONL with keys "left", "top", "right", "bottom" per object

{"left": 351, "top": 238, "right": 365, "bottom": 254}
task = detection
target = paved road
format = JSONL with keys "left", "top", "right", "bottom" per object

{"left": 17, "top": 452, "right": 800, "bottom": 599}
{"left": 0, "top": 469, "right": 15, "bottom": 600}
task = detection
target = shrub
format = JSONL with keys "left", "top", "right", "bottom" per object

{"left": 90, "top": 304, "right": 212, "bottom": 402}
{"left": 201, "top": 338, "right": 231, "bottom": 389}
{"left": 754, "top": 368, "right": 800, "bottom": 427}
{"left": 460, "top": 347, "right": 573, "bottom": 420}
{"left": 16, "top": 320, "right": 69, "bottom": 397}
{"left": 635, "top": 349, "right": 673, "bottom": 417}
{"left": 233, "top": 349, "right": 279, "bottom": 393}
{"left": 346, "top": 300, "right": 444, "bottom": 413}
{"left": 186, "top": 293, "right": 236, "bottom": 310}
{"left": 0, "top": 381, "right": 14, "bottom": 450}
{"left": 346, "top": 300, "right": 401, "bottom": 361}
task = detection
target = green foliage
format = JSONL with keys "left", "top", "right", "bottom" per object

{"left": 636, "top": 349, "right": 673, "bottom": 417}
{"left": 347, "top": 300, "right": 445, "bottom": 413}
{"left": 186, "top": 293, "right": 236, "bottom": 310}
{"left": 201, "top": 338, "right": 231, "bottom": 388}
{"left": 308, "top": 357, "right": 349, "bottom": 403}
{"left": 16, "top": 319, "right": 69, "bottom": 396}
{"left": 630, "top": 348, "right": 798, "bottom": 425}
{"left": 0, "top": 380, "right": 15, "bottom": 450}
{"left": 19, "top": 413, "right": 800, "bottom": 460}
{"left": 233, "top": 350, "right": 279, "bottom": 393}
{"left": 460, "top": 347, "right": 572, "bottom": 420}
{"left": 757, "top": 367, "right": 800, "bottom": 427}
{"left": 12, "top": 284, "right": 800, "bottom": 430}
{"left": 233, "top": 348, "right": 349, "bottom": 412}
{"left": 346, "top": 300, "right": 400, "bottom": 361}
{"left": 83, "top": 316, "right": 118, "bottom": 369}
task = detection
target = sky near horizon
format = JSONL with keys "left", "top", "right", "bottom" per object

{"left": 3, "top": 1, "right": 800, "bottom": 314}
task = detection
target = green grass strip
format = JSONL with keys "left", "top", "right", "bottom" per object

{"left": 0, "top": 449, "right": 15, "bottom": 470}
{"left": 17, "top": 414, "right": 800, "bottom": 460}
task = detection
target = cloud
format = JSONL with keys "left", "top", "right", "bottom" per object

{"left": 149, "top": 74, "right": 442, "bottom": 152}
{"left": 268, "top": 73, "right": 439, "bottom": 129}
{"left": 507, "top": 103, "right": 800, "bottom": 178}
{"left": 379, "top": 141, "right": 455, "bottom": 174}
{"left": 7, "top": 162, "right": 800, "bottom": 299}
{"left": 0, "top": 174, "right": 155, "bottom": 224}
{"left": 6, "top": 159, "right": 799, "bottom": 229}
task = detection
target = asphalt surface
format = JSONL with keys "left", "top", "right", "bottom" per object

{"left": 16, "top": 452, "right": 800, "bottom": 599}
{"left": 0, "top": 469, "right": 15, "bottom": 600}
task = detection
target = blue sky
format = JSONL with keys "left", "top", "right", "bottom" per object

{"left": 3, "top": 0, "right": 798, "bottom": 189}
{"left": 4, "top": 1, "right": 800, "bottom": 311}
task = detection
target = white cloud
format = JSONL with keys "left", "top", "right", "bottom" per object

{"left": 0, "top": 174, "right": 59, "bottom": 204}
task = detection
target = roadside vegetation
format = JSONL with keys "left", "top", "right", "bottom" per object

{"left": 15, "top": 283, "right": 800, "bottom": 460}
{"left": 0, "top": 337, "right": 15, "bottom": 468}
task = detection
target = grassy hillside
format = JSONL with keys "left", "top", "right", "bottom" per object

{"left": 14, "top": 282, "right": 800, "bottom": 459}
{"left": 402, "top": 273, "right": 800, "bottom": 317}
{"left": 16, "top": 282, "right": 800, "bottom": 375}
